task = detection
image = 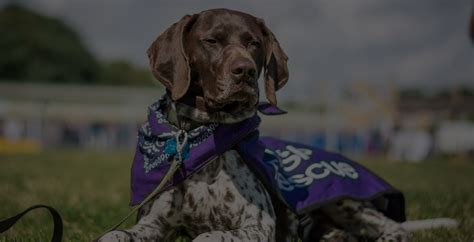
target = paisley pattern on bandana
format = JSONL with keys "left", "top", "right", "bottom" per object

{"left": 138, "top": 98, "right": 218, "bottom": 173}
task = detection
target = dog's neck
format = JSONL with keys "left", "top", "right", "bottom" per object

{"left": 162, "top": 95, "right": 256, "bottom": 131}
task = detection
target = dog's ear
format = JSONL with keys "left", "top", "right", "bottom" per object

{"left": 258, "top": 19, "right": 289, "bottom": 106}
{"left": 147, "top": 15, "right": 197, "bottom": 100}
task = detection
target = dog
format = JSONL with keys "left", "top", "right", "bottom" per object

{"left": 98, "top": 8, "right": 413, "bottom": 242}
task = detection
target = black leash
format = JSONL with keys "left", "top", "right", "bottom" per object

{"left": 0, "top": 205, "right": 63, "bottom": 242}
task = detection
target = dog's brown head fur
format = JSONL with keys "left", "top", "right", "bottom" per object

{"left": 147, "top": 8, "right": 288, "bottom": 116}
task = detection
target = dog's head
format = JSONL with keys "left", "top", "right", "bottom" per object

{"left": 147, "top": 8, "right": 288, "bottom": 117}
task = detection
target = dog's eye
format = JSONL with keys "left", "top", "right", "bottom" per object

{"left": 248, "top": 40, "right": 261, "bottom": 48}
{"left": 203, "top": 38, "right": 218, "bottom": 44}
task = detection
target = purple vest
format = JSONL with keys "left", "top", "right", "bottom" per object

{"left": 131, "top": 100, "right": 405, "bottom": 222}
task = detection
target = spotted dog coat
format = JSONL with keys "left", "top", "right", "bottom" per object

{"left": 101, "top": 150, "right": 281, "bottom": 241}
{"left": 99, "top": 8, "right": 409, "bottom": 242}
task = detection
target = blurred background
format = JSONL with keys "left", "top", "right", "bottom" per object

{"left": 0, "top": 0, "right": 473, "bottom": 162}
{"left": 1, "top": 1, "right": 474, "bottom": 240}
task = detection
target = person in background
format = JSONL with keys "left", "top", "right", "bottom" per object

{"left": 470, "top": 0, "right": 474, "bottom": 43}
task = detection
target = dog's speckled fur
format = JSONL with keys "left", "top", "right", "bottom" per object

{"left": 100, "top": 151, "right": 280, "bottom": 241}
{"left": 99, "top": 149, "right": 408, "bottom": 241}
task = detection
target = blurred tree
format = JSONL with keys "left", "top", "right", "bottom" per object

{"left": 0, "top": 4, "right": 157, "bottom": 87}
{"left": 0, "top": 3, "right": 99, "bottom": 83}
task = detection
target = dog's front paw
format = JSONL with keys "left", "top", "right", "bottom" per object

{"left": 377, "top": 228, "right": 410, "bottom": 242}
{"left": 320, "top": 228, "right": 358, "bottom": 242}
{"left": 96, "top": 231, "right": 133, "bottom": 242}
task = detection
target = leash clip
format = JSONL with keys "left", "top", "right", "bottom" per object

{"left": 174, "top": 129, "right": 189, "bottom": 166}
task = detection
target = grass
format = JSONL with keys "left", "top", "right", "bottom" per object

{"left": 0, "top": 150, "right": 473, "bottom": 241}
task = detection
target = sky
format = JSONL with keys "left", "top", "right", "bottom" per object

{"left": 2, "top": 0, "right": 474, "bottom": 102}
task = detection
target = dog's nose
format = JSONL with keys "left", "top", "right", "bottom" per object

{"left": 230, "top": 58, "right": 256, "bottom": 81}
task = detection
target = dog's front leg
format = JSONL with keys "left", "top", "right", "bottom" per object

{"left": 99, "top": 190, "right": 180, "bottom": 242}
{"left": 191, "top": 200, "right": 276, "bottom": 242}
{"left": 192, "top": 224, "right": 275, "bottom": 242}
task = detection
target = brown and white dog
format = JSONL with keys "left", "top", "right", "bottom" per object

{"left": 98, "top": 9, "right": 454, "bottom": 242}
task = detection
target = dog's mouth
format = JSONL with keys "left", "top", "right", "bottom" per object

{"left": 206, "top": 97, "right": 255, "bottom": 114}
{"left": 220, "top": 101, "right": 248, "bottom": 113}
{"left": 205, "top": 89, "right": 258, "bottom": 114}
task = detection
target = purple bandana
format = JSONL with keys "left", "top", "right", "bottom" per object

{"left": 131, "top": 98, "right": 405, "bottom": 222}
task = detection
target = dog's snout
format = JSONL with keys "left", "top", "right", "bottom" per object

{"left": 230, "top": 58, "right": 256, "bottom": 81}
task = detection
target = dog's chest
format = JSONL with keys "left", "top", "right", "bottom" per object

{"left": 175, "top": 150, "right": 274, "bottom": 235}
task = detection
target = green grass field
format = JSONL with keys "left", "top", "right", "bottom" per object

{"left": 1, "top": 150, "right": 473, "bottom": 241}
